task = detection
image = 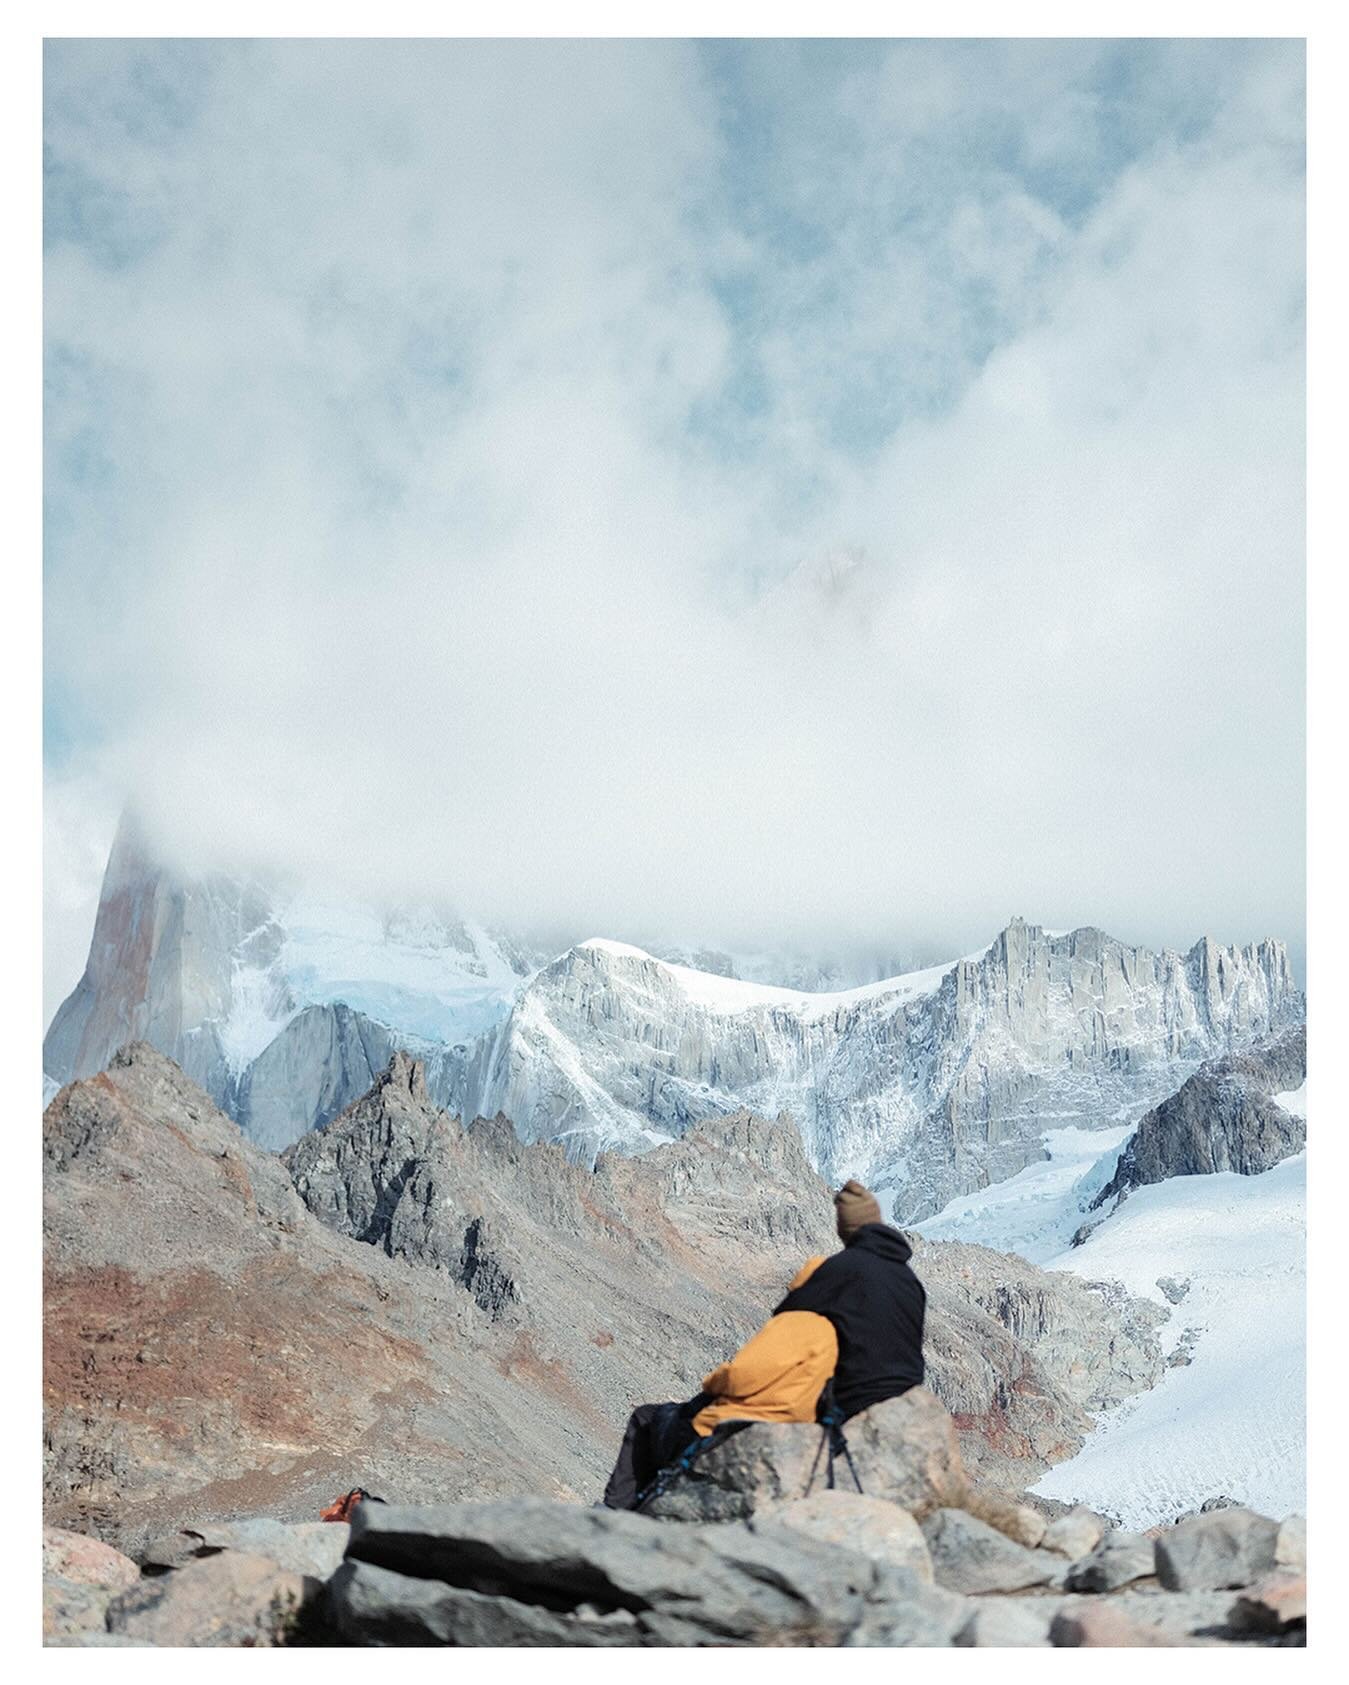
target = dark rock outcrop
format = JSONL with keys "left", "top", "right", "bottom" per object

{"left": 286, "top": 1057, "right": 1165, "bottom": 1492}
{"left": 1092, "top": 1025, "right": 1306, "bottom": 1209}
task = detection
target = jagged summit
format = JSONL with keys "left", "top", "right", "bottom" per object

{"left": 479, "top": 920, "right": 1301, "bottom": 1218}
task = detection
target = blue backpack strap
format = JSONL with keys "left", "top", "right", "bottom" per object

{"left": 634, "top": 1419, "right": 753, "bottom": 1513}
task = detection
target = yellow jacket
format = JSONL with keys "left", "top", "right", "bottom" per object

{"left": 692, "top": 1256, "right": 837, "bottom": 1436}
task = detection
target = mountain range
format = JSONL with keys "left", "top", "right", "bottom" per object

{"left": 45, "top": 816, "right": 1303, "bottom": 1220}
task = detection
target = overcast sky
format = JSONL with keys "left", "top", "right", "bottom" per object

{"left": 44, "top": 39, "right": 1306, "bottom": 1022}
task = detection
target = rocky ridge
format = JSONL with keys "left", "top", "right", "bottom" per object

{"left": 470, "top": 923, "right": 1300, "bottom": 1219}
{"left": 45, "top": 1045, "right": 1163, "bottom": 1552}
{"left": 283, "top": 1049, "right": 1165, "bottom": 1490}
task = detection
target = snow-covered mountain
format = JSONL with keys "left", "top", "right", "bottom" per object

{"left": 463, "top": 925, "right": 1301, "bottom": 1218}
{"left": 44, "top": 817, "right": 1303, "bottom": 1213}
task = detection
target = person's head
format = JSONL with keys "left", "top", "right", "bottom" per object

{"left": 834, "top": 1179, "right": 882, "bottom": 1243}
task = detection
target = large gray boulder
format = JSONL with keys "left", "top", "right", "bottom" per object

{"left": 753, "top": 1491, "right": 933, "bottom": 1581}
{"left": 920, "top": 1508, "right": 1064, "bottom": 1595}
{"left": 1155, "top": 1507, "right": 1281, "bottom": 1591}
{"left": 643, "top": 1386, "right": 967, "bottom": 1522}
{"left": 955, "top": 1600, "right": 1056, "bottom": 1646}
{"left": 329, "top": 1496, "right": 964, "bottom": 1647}
{"left": 1067, "top": 1530, "right": 1156, "bottom": 1593}
{"left": 1040, "top": 1506, "right": 1107, "bottom": 1560}
{"left": 105, "top": 1551, "right": 318, "bottom": 1646}
{"left": 140, "top": 1519, "right": 351, "bottom": 1581}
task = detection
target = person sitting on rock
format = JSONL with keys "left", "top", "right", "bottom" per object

{"left": 601, "top": 1178, "right": 924, "bottom": 1507}
{"left": 772, "top": 1179, "right": 926, "bottom": 1421}
{"left": 600, "top": 1256, "right": 839, "bottom": 1510}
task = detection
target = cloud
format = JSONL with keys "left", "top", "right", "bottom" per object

{"left": 43, "top": 39, "right": 1305, "bottom": 1014}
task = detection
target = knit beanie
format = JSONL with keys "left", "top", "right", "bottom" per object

{"left": 834, "top": 1179, "right": 882, "bottom": 1242}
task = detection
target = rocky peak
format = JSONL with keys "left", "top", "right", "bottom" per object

{"left": 1091, "top": 1024, "right": 1307, "bottom": 1211}
{"left": 374, "top": 1050, "right": 428, "bottom": 1105}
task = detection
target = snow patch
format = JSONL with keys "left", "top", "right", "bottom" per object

{"left": 1031, "top": 1154, "right": 1305, "bottom": 1528}
{"left": 579, "top": 936, "right": 963, "bottom": 1018}
{"left": 913, "top": 1123, "right": 1136, "bottom": 1263}
{"left": 218, "top": 961, "right": 297, "bottom": 1075}
{"left": 275, "top": 894, "right": 529, "bottom": 1047}
{"left": 1274, "top": 1079, "right": 1307, "bottom": 1120}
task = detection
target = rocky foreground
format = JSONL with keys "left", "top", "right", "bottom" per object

{"left": 46, "top": 1388, "right": 1305, "bottom": 1647}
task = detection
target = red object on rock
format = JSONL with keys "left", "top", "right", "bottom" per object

{"left": 321, "top": 1488, "right": 373, "bottom": 1523}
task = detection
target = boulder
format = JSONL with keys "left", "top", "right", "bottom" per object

{"left": 139, "top": 1530, "right": 209, "bottom": 1572}
{"left": 1066, "top": 1588, "right": 1252, "bottom": 1646}
{"left": 1051, "top": 1603, "right": 1183, "bottom": 1647}
{"left": 1154, "top": 1507, "right": 1280, "bottom": 1591}
{"left": 105, "top": 1551, "right": 318, "bottom": 1646}
{"left": 42, "top": 1526, "right": 143, "bottom": 1644}
{"left": 843, "top": 1584, "right": 971, "bottom": 1648}
{"left": 753, "top": 1491, "right": 933, "bottom": 1581}
{"left": 44, "top": 1576, "right": 120, "bottom": 1642}
{"left": 643, "top": 1387, "right": 967, "bottom": 1522}
{"left": 955, "top": 1600, "right": 1056, "bottom": 1646}
{"left": 332, "top": 1496, "right": 955, "bottom": 1647}
{"left": 140, "top": 1519, "right": 350, "bottom": 1581}
{"left": 1066, "top": 1531, "right": 1155, "bottom": 1592}
{"left": 1231, "top": 1573, "right": 1306, "bottom": 1636}
{"left": 1275, "top": 1513, "right": 1306, "bottom": 1573}
{"left": 920, "top": 1508, "right": 1063, "bottom": 1595}
{"left": 43, "top": 1526, "right": 139, "bottom": 1592}
{"left": 327, "top": 1559, "right": 640, "bottom": 1647}
{"left": 1040, "top": 1506, "right": 1107, "bottom": 1560}
{"left": 962, "top": 1489, "right": 1047, "bottom": 1548}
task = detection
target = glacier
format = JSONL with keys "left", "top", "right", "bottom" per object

{"left": 1032, "top": 1152, "right": 1306, "bottom": 1528}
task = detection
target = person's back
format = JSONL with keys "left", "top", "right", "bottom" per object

{"left": 771, "top": 1180, "right": 925, "bottom": 1420}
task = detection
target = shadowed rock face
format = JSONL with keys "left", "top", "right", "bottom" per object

{"left": 45, "top": 1046, "right": 1161, "bottom": 1554}
{"left": 1091, "top": 1025, "right": 1306, "bottom": 1211}
{"left": 41, "top": 815, "right": 283, "bottom": 1113}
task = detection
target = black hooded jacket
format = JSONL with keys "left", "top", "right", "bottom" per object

{"left": 773, "top": 1223, "right": 925, "bottom": 1421}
